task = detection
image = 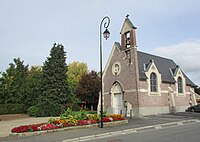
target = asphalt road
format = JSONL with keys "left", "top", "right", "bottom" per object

{"left": 1, "top": 112, "right": 200, "bottom": 142}
{"left": 86, "top": 122, "right": 200, "bottom": 142}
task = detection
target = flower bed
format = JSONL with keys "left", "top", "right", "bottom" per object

{"left": 11, "top": 110, "right": 125, "bottom": 133}
{"left": 11, "top": 123, "right": 52, "bottom": 133}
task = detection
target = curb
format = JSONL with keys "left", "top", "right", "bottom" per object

{"left": 8, "top": 120, "right": 128, "bottom": 139}
{"left": 61, "top": 119, "right": 200, "bottom": 142}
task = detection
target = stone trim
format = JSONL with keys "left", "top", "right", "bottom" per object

{"left": 168, "top": 87, "right": 176, "bottom": 109}
{"left": 104, "top": 92, "right": 110, "bottom": 95}
{"left": 161, "top": 90, "right": 168, "bottom": 93}
{"left": 112, "top": 61, "right": 121, "bottom": 75}
{"left": 144, "top": 61, "right": 162, "bottom": 96}
{"left": 139, "top": 89, "right": 148, "bottom": 93}
{"left": 106, "top": 89, "right": 169, "bottom": 95}
{"left": 172, "top": 68, "right": 186, "bottom": 97}
{"left": 190, "top": 88, "right": 197, "bottom": 105}
{"left": 186, "top": 92, "right": 190, "bottom": 95}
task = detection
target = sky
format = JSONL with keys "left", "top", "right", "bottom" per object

{"left": 0, "top": 0, "right": 200, "bottom": 86}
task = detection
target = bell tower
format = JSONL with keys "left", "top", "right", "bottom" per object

{"left": 120, "top": 15, "right": 140, "bottom": 116}
{"left": 121, "top": 15, "right": 137, "bottom": 50}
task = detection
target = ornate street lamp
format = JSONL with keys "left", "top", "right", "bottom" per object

{"left": 99, "top": 16, "right": 110, "bottom": 128}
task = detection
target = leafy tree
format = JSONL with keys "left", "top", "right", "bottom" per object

{"left": 67, "top": 61, "right": 88, "bottom": 102}
{"left": 0, "top": 63, "right": 15, "bottom": 103}
{"left": 0, "top": 66, "right": 11, "bottom": 103}
{"left": 0, "top": 72, "right": 5, "bottom": 103}
{"left": 11, "top": 58, "right": 29, "bottom": 104}
{"left": 0, "top": 78, "right": 2, "bottom": 102}
{"left": 26, "top": 66, "right": 42, "bottom": 107}
{"left": 0, "top": 63, "right": 43, "bottom": 109}
{"left": 0, "top": 58, "right": 28, "bottom": 104}
{"left": 76, "top": 70, "right": 101, "bottom": 111}
{"left": 38, "top": 43, "right": 70, "bottom": 116}
{"left": 67, "top": 62, "right": 88, "bottom": 90}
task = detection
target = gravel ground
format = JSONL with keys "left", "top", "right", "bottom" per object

{"left": 0, "top": 114, "right": 29, "bottom": 121}
{"left": 0, "top": 114, "right": 56, "bottom": 138}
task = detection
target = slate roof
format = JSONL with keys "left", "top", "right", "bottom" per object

{"left": 137, "top": 51, "right": 196, "bottom": 87}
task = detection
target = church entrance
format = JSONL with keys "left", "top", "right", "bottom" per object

{"left": 113, "top": 93, "right": 123, "bottom": 114}
{"left": 111, "top": 82, "right": 123, "bottom": 114}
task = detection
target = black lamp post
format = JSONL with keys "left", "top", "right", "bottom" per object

{"left": 99, "top": 16, "right": 110, "bottom": 128}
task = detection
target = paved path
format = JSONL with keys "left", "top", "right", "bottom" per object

{"left": 0, "top": 116, "right": 54, "bottom": 138}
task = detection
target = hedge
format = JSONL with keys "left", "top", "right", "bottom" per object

{"left": 0, "top": 104, "right": 26, "bottom": 114}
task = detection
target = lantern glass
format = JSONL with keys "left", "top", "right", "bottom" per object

{"left": 103, "top": 29, "right": 110, "bottom": 40}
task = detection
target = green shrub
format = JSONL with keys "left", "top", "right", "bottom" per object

{"left": 35, "top": 100, "right": 61, "bottom": 117}
{"left": 85, "top": 111, "right": 97, "bottom": 114}
{"left": 0, "top": 104, "right": 26, "bottom": 114}
{"left": 72, "top": 103, "right": 80, "bottom": 111}
{"left": 60, "top": 108, "right": 74, "bottom": 120}
{"left": 59, "top": 108, "right": 89, "bottom": 121}
{"left": 27, "top": 106, "right": 39, "bottom": 116}
{"left": 72, "top": 109, "right": 87, "bottom": 120}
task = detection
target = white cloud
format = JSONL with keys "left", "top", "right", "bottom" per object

{"left": 187, "top": 71, "right": 200, "bottom": 87}
{"left": 153, "top": 39, "right": 200, "bottom": 86}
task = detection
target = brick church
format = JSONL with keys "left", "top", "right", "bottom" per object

{"left": 98, "top": 16, "right": 197, "bottom": 117}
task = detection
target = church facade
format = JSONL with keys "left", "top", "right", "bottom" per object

{"left": 98, "top": 16, "right": 197, "bottom": 117}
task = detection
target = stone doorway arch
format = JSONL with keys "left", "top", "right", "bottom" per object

{"left": 111, "top": 82, "right": 124, "bottom": 114}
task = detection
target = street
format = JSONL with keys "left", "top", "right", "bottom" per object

{"left": 1, "top": 112, "right": 200, "bottom": 142}
{"left": 86, "top": 123, "right": 200, "bottom": 142}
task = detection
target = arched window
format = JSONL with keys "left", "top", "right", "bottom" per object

{"left": 150, "top": 73, "right": 157, "bottom": 92}
{"left": 178, "top": 77, "right": 183, "bottom": 93}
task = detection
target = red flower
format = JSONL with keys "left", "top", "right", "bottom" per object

{"left": 63, "top": 123, "right": 73, "bottom": 127}
{"left": 103, "top": 117, "right": 111, "bottom": 122}
{"left": 90, "top": 120, "right": 97, "bottom": 124}
{"left": 119, "top": 117, "right": 124, "bottom": 120}
{"left": 113, "top": 117, "right": 118, "bottom": 121}
{"left": 40, "top": 124, "right": 60, "bottom": 130}
{"left": 28, "top": 125, "right": 39, "bottom": 132}
{"left": 11, "top": 125, "right": 29, "bottom": 133}
{"left": 76, "top": 120, "right": 89, "bottom": 126}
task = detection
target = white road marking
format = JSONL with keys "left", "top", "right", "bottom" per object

{"left": 61, "top": 119, "right": 200, "bottom": 142}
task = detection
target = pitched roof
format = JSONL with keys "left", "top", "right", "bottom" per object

{"left": 137, "top": 51, "right": 196, "bottom": 87}
{"left": 120, "top": 17, "right": 137, "bottom": 34}
{"left": 124, "top": 17, "right": 137, "bottom": 29}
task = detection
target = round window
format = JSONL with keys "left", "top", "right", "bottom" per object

{"left": 112, "top": 62, "right": 121, "bottom": 75}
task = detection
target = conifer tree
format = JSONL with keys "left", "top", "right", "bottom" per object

{"left": 37, "top": 43, "right": 69, "bottom": 116}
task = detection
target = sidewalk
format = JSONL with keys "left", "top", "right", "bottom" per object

{"left": 0, "top": 115, "right": 52, "bottom": 138}
{"left": 1, "top": 112, "right": 200, "bottom": 142}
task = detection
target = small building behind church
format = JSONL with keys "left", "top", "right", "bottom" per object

{"left": 98, "top": 16, "right": 198, "bottom": 117}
